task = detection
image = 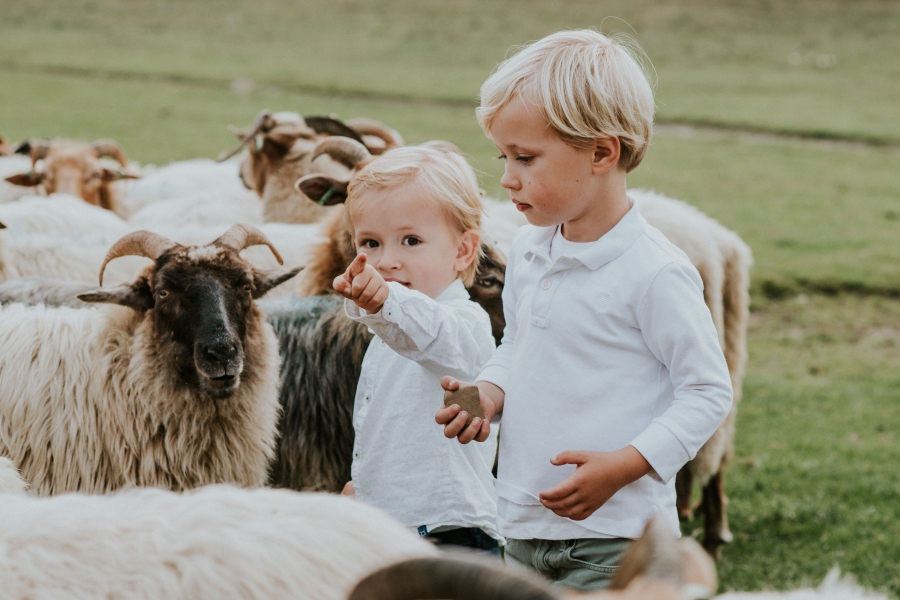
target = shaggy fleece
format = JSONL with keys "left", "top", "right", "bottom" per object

{"left": 0, "top": 302, "right": 280, "bottom": 495}
{"left": 0, "top": 485, "right": 436, "bottom": 600}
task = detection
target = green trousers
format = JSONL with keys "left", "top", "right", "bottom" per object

{"left": 505, "top": 537, "right": 632, "bottom": 592}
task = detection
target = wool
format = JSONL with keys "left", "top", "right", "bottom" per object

{"left": 0, "top": 484, "right": 436, "bottom": 600}
{"left": 0, "top": 301, "right": 281, "bottom": 495}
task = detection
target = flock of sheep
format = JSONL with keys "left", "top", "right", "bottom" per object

{"left": 0, "top": 117, "right": 880, "bottom": 599}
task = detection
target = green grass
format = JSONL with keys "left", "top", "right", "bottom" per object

{"left": 1, "top": 0, "right": 899, "bottom": 140}
{"left": 2, "top": 2, "right": 900, "bottom": 596}
{"left": 4, "top": 70, "right": 898, "bottom": 295}
{"left": 702, "top": 294, "right": 900, "bottom": 596}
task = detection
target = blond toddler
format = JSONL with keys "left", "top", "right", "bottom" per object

{"left": 334, "top": 142, "right": 501, "bottom": 552}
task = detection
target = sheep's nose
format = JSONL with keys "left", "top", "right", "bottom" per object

{"left": 204, "top": 343, "right": 237, "bottom": 365}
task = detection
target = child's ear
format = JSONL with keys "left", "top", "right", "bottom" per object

{"left": 591, "top": 135, "right": 622, "bottom": 175}
{"left": 454, "top": 230, "right": 480, "bottom": 273}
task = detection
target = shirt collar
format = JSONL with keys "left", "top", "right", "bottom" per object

{"left": 523, "top": 199, "right": 647, "bottom": 271}
{"left": 435, "top": 278, "right": 470, "bottom": 302}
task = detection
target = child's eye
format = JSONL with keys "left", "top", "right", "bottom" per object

{"left": 360, "top": 239, "right": 379, "bottom": 249}
{"left": 496, "top": 154, "right": 507, "bottom": 161}
{"left": 515, "top": 155, "right": 534, "bottom": 164}
{"left": 402, "top": 236, "right": 421, "bottom": 246}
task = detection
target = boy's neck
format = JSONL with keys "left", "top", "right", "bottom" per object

{"left": 559, "top": 170, "right": 630, "bottom": 243}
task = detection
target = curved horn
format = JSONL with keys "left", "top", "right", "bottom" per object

{"left": 98, "top": 231, "right": 178, "bottom": 286}
{"left": 346, "top": 118, "right": 404, "bottom": 153}
{"left": 214, "top": 224, "right": 283, "bottom": 265}
{"left": 216, "top": 110, "right": 274, "bottom": 162}
{"left": 92, "top": 139, "right": 128, "bottom": 167}
{"left": 348, "top": 556, "right": 558, "bottom": 600}
{"left": 311, "top": 137, "right": 372, "bottom": 170}
{"left": 19, "top": 140, "right": 51, "bottom": 165}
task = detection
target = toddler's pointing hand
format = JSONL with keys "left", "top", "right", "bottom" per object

{"left": 333, "top": 253, "right": 389, "bottom": 314}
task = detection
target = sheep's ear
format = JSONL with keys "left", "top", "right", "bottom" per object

{"left": 5, "top": 172, "right": 44, "bottom": 187}
{"left": 77, "top": 279, "right": 154, "bottom": 312}
{"left": 100, "top": 168, "right": 141, "bottom": 182}
{"left": 295, "top": 174, "right": 348, "bottom": 206}
{"left": 253, "top": 265, "right": 304, "bottom": 298}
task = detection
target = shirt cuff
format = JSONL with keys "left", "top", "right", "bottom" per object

{"left": 477, "top": 364, "right": 509, "bottom": 395}
{"left": 629, "top": 422, "right": 692, "bottom": 484}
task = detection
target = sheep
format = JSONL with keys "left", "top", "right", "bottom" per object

{"left": 0, "top": 225, "right": 301, "bottom": 495}
{"left": 0, "top": 152, "right": 37, "bottom": 204}
{"left": 0, "top": 482, "right": 436, "bottom": 600}
{"left": 217, "top": 110, "right": 402, "bottom": 224}
{"left": 0, "top": 471, "right": 717, "bottom": 600}
{"left": 120, "top": 156, "right": 261, "bottom": 218}
{"left": 4, "top": 138, "right": 140, "bottom": 216}
{"left": 0, "top": 193, "right": 322, "bottom": 295}
{"left": 630, "top": 189, "right": 753, "bottom": 559}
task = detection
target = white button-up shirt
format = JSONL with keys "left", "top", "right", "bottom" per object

{"left": 345, "top": 279, "right": 500, "bottom": 539}
{"left": 478, "top": 201, "right": 733, "bottom": 540}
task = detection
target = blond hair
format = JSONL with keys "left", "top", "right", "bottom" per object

{"left": 477, "top": 29, "right": 655, "bottom": 173}
{"left": 345, "top": 142, "right": 484, "bottom": 287}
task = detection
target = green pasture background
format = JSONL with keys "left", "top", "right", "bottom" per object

{"left": 1, "top": 1, "right": 898, "bottom": 595}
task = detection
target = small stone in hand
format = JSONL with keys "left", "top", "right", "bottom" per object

{"left": 443, "top": 384, "right": 485, "bottom": 428}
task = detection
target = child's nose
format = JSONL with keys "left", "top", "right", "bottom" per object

{"left": 376, "top": 246, "right": 402, "bottom": 270}
{"left": 500, "top": 165, "right": 519, "bottom": 191}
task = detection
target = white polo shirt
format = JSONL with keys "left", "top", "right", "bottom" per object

{"left": 345, "top": 279, "right": 500, "bottom": 539}
{"left": 478, "top": 201, "right": 733, "bottom": 540}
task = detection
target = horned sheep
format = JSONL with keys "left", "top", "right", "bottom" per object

{"left": 4, "top": 138, "right": 140, "bottom": 216}
{"left": 217, "top": 110, "right": 403, "bottom": 224}
{"left": 0, "top": 225, "right": 299, "bottom": 495}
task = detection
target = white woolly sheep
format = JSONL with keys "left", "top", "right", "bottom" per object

{"left": 0, "top": 225, "right": 300, "bottom": 495}
{"left": 217, "top": 110, "right": 402, "bottom": 224}
{"left": 0, "top": 470, "right": 718, "bottom": 600}
{"left": 0, "top": 456, "right": 27, "bottom": 494}
{"left": 4, "top": 138, "right": 140, "bottom": 215}
{"left": 120, "top": 156, "right": 260, "bottom": 218}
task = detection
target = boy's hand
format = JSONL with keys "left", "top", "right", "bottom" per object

{"left": 435, "top": 377, "right": 505, "bottom": 444}
{"left": 333, "top": 253, "right": 389, "bottom": 314}
{"left": 539, "top": 446, "right": 652, "bottom": 521}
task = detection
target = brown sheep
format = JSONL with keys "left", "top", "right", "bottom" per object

{"left": 217, "top": 110, "right": 402, "bottom": 224}
{"left": 5, "top": 139, "right": 139, "bottom": 214}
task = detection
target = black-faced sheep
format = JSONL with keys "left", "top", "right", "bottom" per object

{"left": 0, "top": 225, "right": 301, "bottom": 495}
{"left": 4, "top": 139, "right": 140, "bottom": 215}
{"left": 217, "top": 110, "right": 402, "bottom": 224}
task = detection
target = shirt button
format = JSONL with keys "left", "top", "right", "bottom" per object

{"left": 541, "top": 279, "right": 552, "bottom": 290}
{"left": 365, "top": 395, "right": 371, "bottom": 403}
{"left": 354, "top": 452, "right": 360, "bottom": 459}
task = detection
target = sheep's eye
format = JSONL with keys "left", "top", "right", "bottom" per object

{"left": 476, "top": 277, "right": 500, "bottom": 288}
{"left": 243, "top": 283, "right": 253, "bottom": 292}
{"left": 158, "top": 290, "right": 169, "bottom": 298}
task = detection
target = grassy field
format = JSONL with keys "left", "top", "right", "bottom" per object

{"left": 1, "top": 1, "right": 899, "bottom": 596}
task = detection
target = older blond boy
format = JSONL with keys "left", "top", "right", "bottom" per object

{"left": 437, "top": 30, "right": 733, "bottom": 590}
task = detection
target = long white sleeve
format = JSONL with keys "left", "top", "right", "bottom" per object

{"left": 629, "top": 261, "right": 734, "bottom": 483}
{"left": 345, "top": 280, "right": 494, "bottom": 381}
